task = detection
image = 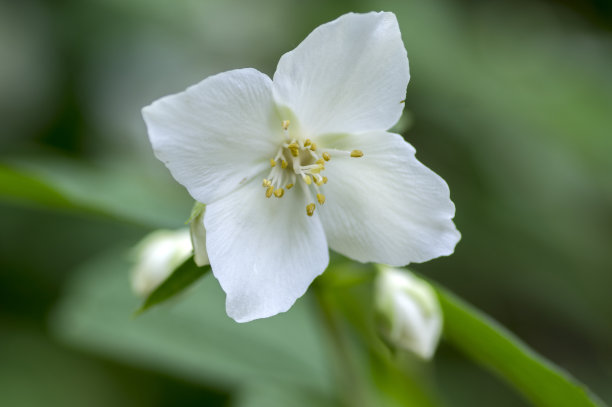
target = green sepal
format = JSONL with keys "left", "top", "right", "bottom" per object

{"left": 186, "top": 201, "right": 206, "bottom": 224}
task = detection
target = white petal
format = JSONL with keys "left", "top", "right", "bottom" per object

{"left": 143, "top": 68, "right": 283, "bottom": 204}
{"left": 392, "top": 290, "right": 442, "bottom": 359}
{"left": 318, "top": 132, "right": 460, "bottom": 265}
{"left": 204, "top": 179, "right": 329, "bottom": 322}
{"left": 273, "top": 12, "right": 409, "bottom": 136}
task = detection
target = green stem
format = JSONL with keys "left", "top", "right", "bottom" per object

{"left": 312, "top": 284, "right": 370, "bottom": 407}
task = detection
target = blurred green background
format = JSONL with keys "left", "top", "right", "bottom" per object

{"left": 1, "top": 0, "right": 611, "bottom": 405}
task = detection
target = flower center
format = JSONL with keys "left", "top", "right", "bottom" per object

{"left": 262, "top": 120, "right": 364, "bottom": 217}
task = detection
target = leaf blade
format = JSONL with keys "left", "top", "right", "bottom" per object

{"left": 1, "top": 157, "right": 191, "bottom": 228}
{"left": 432, "top": 284, "right": 605, "bottom": 407}
{"left": 0, "top": 164, "right": 75, "bottom": 210}
{"left": 135, "top": 256, "right": 211, "bottom": 315}
{"left": 50, "top": 247, "right": 334, "bottom": 395}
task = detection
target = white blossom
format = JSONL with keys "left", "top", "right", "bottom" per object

{"left": 375, "top": 265, "right": 443, "bottom": 359}
{"left": 142, "top": 12, "right": 460, "bottom": 322}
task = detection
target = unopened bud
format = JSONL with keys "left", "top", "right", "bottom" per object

{"left": 374, "top": 265, "right": 442, "bottom": 360}
{"left": 130, "top": 229, "right": 193, "bottom": 297}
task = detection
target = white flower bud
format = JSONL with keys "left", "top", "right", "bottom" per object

{"left": 130, "top": 229, "right": 193, "bottom": 297}
{"left": 374, "top": 265, "right": 443, "bottom": 360}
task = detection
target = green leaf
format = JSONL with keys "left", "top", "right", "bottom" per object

{"left": 0, "top": 157, "right": 191, "bottom": 228}
{"left": 0, "top": 164, "right": 76, "bottom": 210}
{"left": 432, "top": 284, "right": 605, "bottom": 407}
{"left": 51, "top": 247, "right": 336, "bottom": 405}
{"left": 135, "top": 256, "right": 211, "bottom": 315}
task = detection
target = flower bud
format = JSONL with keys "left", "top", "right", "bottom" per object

{"left": 130, "top": 229, "right": 193, "bottom": 297}
{"left": 374, "top": 265, "right": 443, "bottom": 360}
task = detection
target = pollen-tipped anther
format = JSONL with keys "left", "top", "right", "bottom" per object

{"left": 288, "top": 143, "right": 300, "bottom": 157}
{"left": 306, "top": 203, "right": 316, "bottom": 216}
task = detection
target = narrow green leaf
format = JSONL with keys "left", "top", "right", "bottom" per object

{"left": 1, "top": 158, "right": 191, "bottom": 228}
{"left": 135, "top": 256, "right": 210, "bottom": 315}
{"left": 432, "top": 284, "right": 605, "bottom": 407}
{"left": 0, "top": 165, "right": 75, "bottom": 210}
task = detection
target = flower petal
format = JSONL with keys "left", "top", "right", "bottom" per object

{"left": 204, "top": 179, "right": 329, "bottom": 322}
{"left": 318, "top": 132, "right": 460, "bottom": 265}
{"left": 143, "top": 68, "right": 283, "bottom": 204}
{"left": 272, "top": 12, "right": 409, "bottom": 136}
{"left": 392, "top": 291, "right": 442, "bottom": 359}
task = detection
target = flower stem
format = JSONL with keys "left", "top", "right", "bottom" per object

{"left": 312, "top": 283, "right": 371, "bottom": 407}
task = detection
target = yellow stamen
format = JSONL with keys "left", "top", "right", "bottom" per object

{"left": 322, "top": 176, "right": 328, "bottom": 184}
{"left": 306, "top": 203, "right": 316, "bottom": 217}
{"left": 265, "top": 186, "right": 274, "bottom": 198}
{"left": 288, "top": 143, "right": 299, "bottom": 157}
{"left": 314, "top": 177, "right": 324, "bottom": 186}
{"left": 262, "top": 179, "right": 271, "bottom": 187}
{"left": 304, "top": 139, "right": 311, "bottom": 147}
{"left": 282, "top": 120, "right": 290, "bottom": 130}
{"left": 270, "top": 158, "right": 276, "bottom": 167}
{"left": 281, "top": 160, "right": 288, "bottom": 169}
{"left": 322, "top": 152, "right": 331, "bottom": 161}
{"left": 310, "top": 142, "right": 317, "bottom": 151}
{"left": 315, "top": 158, "right": 325, "bottom": 166}
{"left": 350, "top": 150, "right": 364, "bottom": 158}
{"left": 310, "top": 166, "right": 322, "bottom": 174}
{"left": 303, "top": 174, "right": 312, "bottom": 185}
{"left": 317, "top": 193, "right": 326, "bottom": 205}
{"left": 274, "top": 188, "right": 284, "bottom": 198}
{"left": 286, "top": 183, "right": 294, "bottom": 190}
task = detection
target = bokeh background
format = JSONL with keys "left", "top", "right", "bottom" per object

{"left": 1, "top": 0, "right": 611, "bottom": 406}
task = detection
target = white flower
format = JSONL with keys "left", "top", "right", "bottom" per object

{"left": 142, "top": 12, "right": 460, "bottom": 322}
{"left": 374, "top": 265, "right": 443, "bottom": 359}
{"left": 131, "top": 229, "right": 194, "bottom": 297}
